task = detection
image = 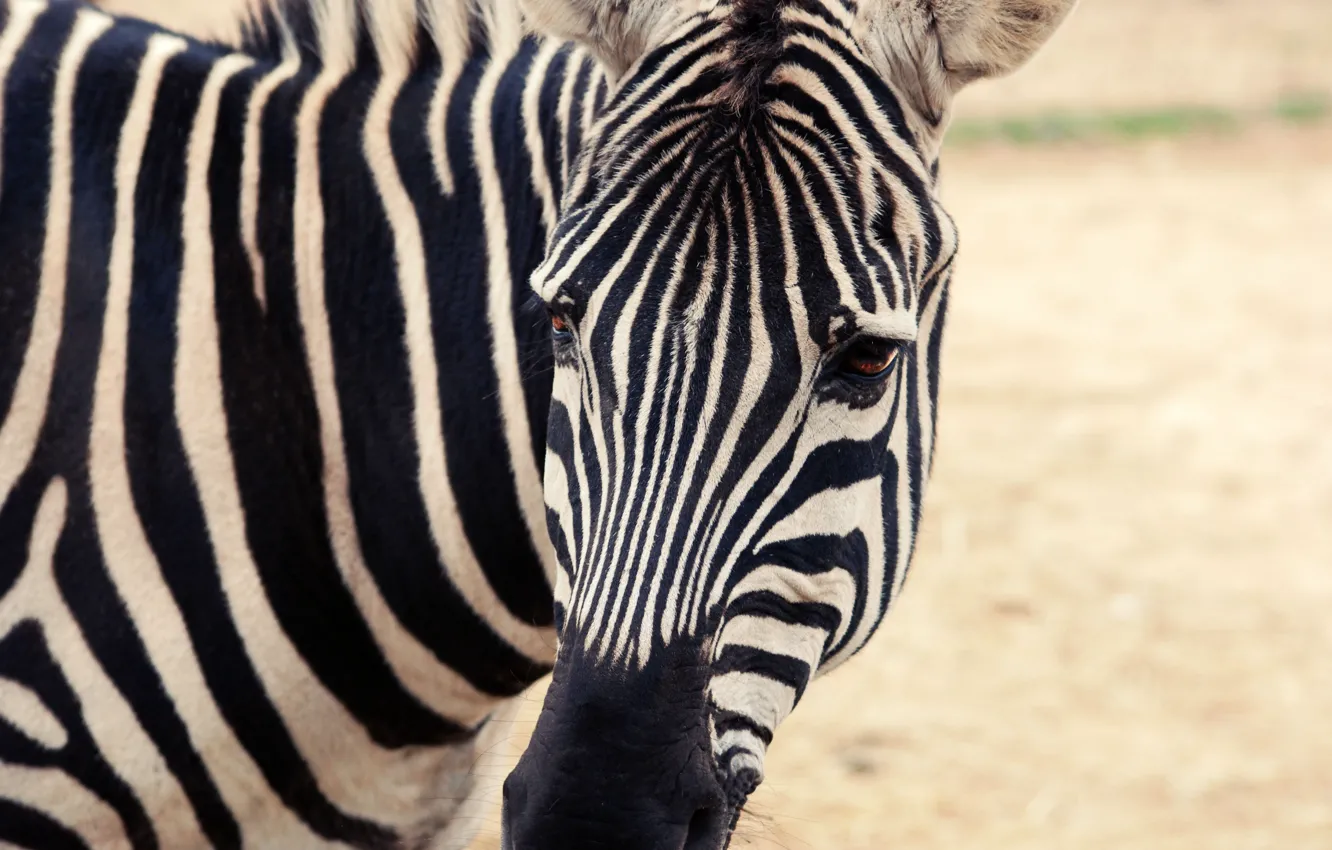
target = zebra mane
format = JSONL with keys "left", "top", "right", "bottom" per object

{"left": 719, "top": 0, "right": 788, "bottom": 120}
{"left": 239, "top": 0, "right": 526, "bottom": 72}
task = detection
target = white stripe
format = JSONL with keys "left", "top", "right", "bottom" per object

{"left": 540, "top": 450, "right": 576, "bottom": 608}
{"left": 91, "top": 33, "right": 322, "bottom": 844}
{"left": 716, "top": 614, "right": 827, "bottom": 672}
{"left": 367, "top": 66, "right": 556, "bottom": 663}
{"left": 577, "top": 59, "right": 599, "bottom": 140}
{"left": 426, "top": 61, "right": 462, "bottom": 196}
{"left": 239, "top": 52, "right": 300, "bottom": 311}
{"left": 312, "top": 0, "right": 357, "bottom": 74}
{"left": 886, "top": 375, "right": 915, "bottom": 604}
{"left": 554, "top": 48, "right": 581, "bottom": 194}
{"left": 521, "top": 41, "right": 560, "bottom": 238}
{"left": 423, "top": 0, "right": 469, "bottom": 196}
{"left": 0, "top": 676, "right": 66, "bottom": 749}
{"left": 364, "top": 0, "right": 417, "bottom": 78}
{"left": 822, "top": 483, "right": 896, "bottom": 672}
{"left": 709, "top": 670, "right": 797, "bottom": 736}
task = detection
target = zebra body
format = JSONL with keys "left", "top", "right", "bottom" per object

{"left": 0, "top": 1, "right": 604, "bottom": 845}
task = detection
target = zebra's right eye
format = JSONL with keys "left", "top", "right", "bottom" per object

{"left": 836, "top": 338, "right": 900, "bottom": 381}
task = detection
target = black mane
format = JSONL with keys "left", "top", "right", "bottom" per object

{"left": 720, "top": 0, "right": 790, "bottom": 121}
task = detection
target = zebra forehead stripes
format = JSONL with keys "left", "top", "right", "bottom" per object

{"left": 537, "top": 0, "right": 950, "bottom": 643}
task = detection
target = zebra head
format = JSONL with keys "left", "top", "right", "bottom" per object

{"left": 505, "top": 0, "right": 1076, "bottom": 846}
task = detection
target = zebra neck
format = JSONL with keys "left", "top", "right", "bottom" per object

{"left": 218, "top": 33, "right": 606, "bottom": 672}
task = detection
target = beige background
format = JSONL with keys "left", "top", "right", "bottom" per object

{"left": 99, "top": 1, "right": 1332, "bottom": 848}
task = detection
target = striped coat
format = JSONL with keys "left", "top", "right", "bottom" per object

{"left": 0, "top": 0, "right": 605, "bottom": 845}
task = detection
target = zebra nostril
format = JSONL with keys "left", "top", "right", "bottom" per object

{"left": 682, "top": 805, "right": 729, "bottom": 850}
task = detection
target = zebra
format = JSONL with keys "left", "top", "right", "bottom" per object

{"left": 0, "top": 0, "right": 1075, "bottom": 846}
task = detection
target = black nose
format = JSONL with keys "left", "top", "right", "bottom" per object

{"left": 683, "top": 805, "right": 731, "bottom": 850}
{"left": 503, "top": 769, "right": 730, "bottom": 850}
{"left": 501, "top": 643, "right": 730, "bottom": 850}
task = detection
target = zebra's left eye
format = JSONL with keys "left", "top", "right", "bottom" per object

{"left": 837, "top": 339, "right": 900, "bottom": 380}
{"left": 550, "top": 311, "right": 573, "bottom": 342}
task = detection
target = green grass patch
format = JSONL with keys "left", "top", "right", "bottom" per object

{"left": 946, "top": 92, "right": 1331, "bottom": 148}
{"left": 1271, "top": 92, "right": 1332, "bottom": 124}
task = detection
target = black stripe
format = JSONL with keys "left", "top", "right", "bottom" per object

{"left": 0, "top": 623, "right": 158, "bottom": 850}
{"left": 0, "top": 798, "right": 91, "bottom": 850}
{"left": 0, "top": 4, "right": 67, "bottom": 439}
{"left": 923, "top": 272, "right": 950, "bottom": 457}
{"left": 712, "top": 710, "right": 773, "bottom": 746}
{"left": 713, "top": 644, "right": 813, "bottom": 701}
{"left": 726, "top": 587, "right": 843, "bottom": 634}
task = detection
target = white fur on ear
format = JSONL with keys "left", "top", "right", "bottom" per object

{"left": 931, "top": 0, "right": 1078, "bottom": 84}
{"left": 520, "top": 0, "right": 686, "bottom": 75}
{"left": 858, "top": 0, "right": 1076, "bottom": 151}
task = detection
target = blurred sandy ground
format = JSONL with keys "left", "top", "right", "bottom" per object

{"left": 102, "top": 1, "right": 1332, "bottom": 847}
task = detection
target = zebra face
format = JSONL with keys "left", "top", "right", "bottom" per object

{"left": 506, "top": 0, "right": 1076, "bottom": 846}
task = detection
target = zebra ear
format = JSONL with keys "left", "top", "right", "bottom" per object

{"left": 861, "top": 0, "right": 1076, "bottom": 147}
{"left": 929, "top": 0, "right": 1078, "bottom": 85}
{"left": 521, "top": 0, "right": 685, "bottom": 75}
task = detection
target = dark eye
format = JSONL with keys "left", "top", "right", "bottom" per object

{"left": 549, "top": 311, "right": 573, "bottom": 342}
{"left": 838, "top": 338, "right": 900, "bottom": 380}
